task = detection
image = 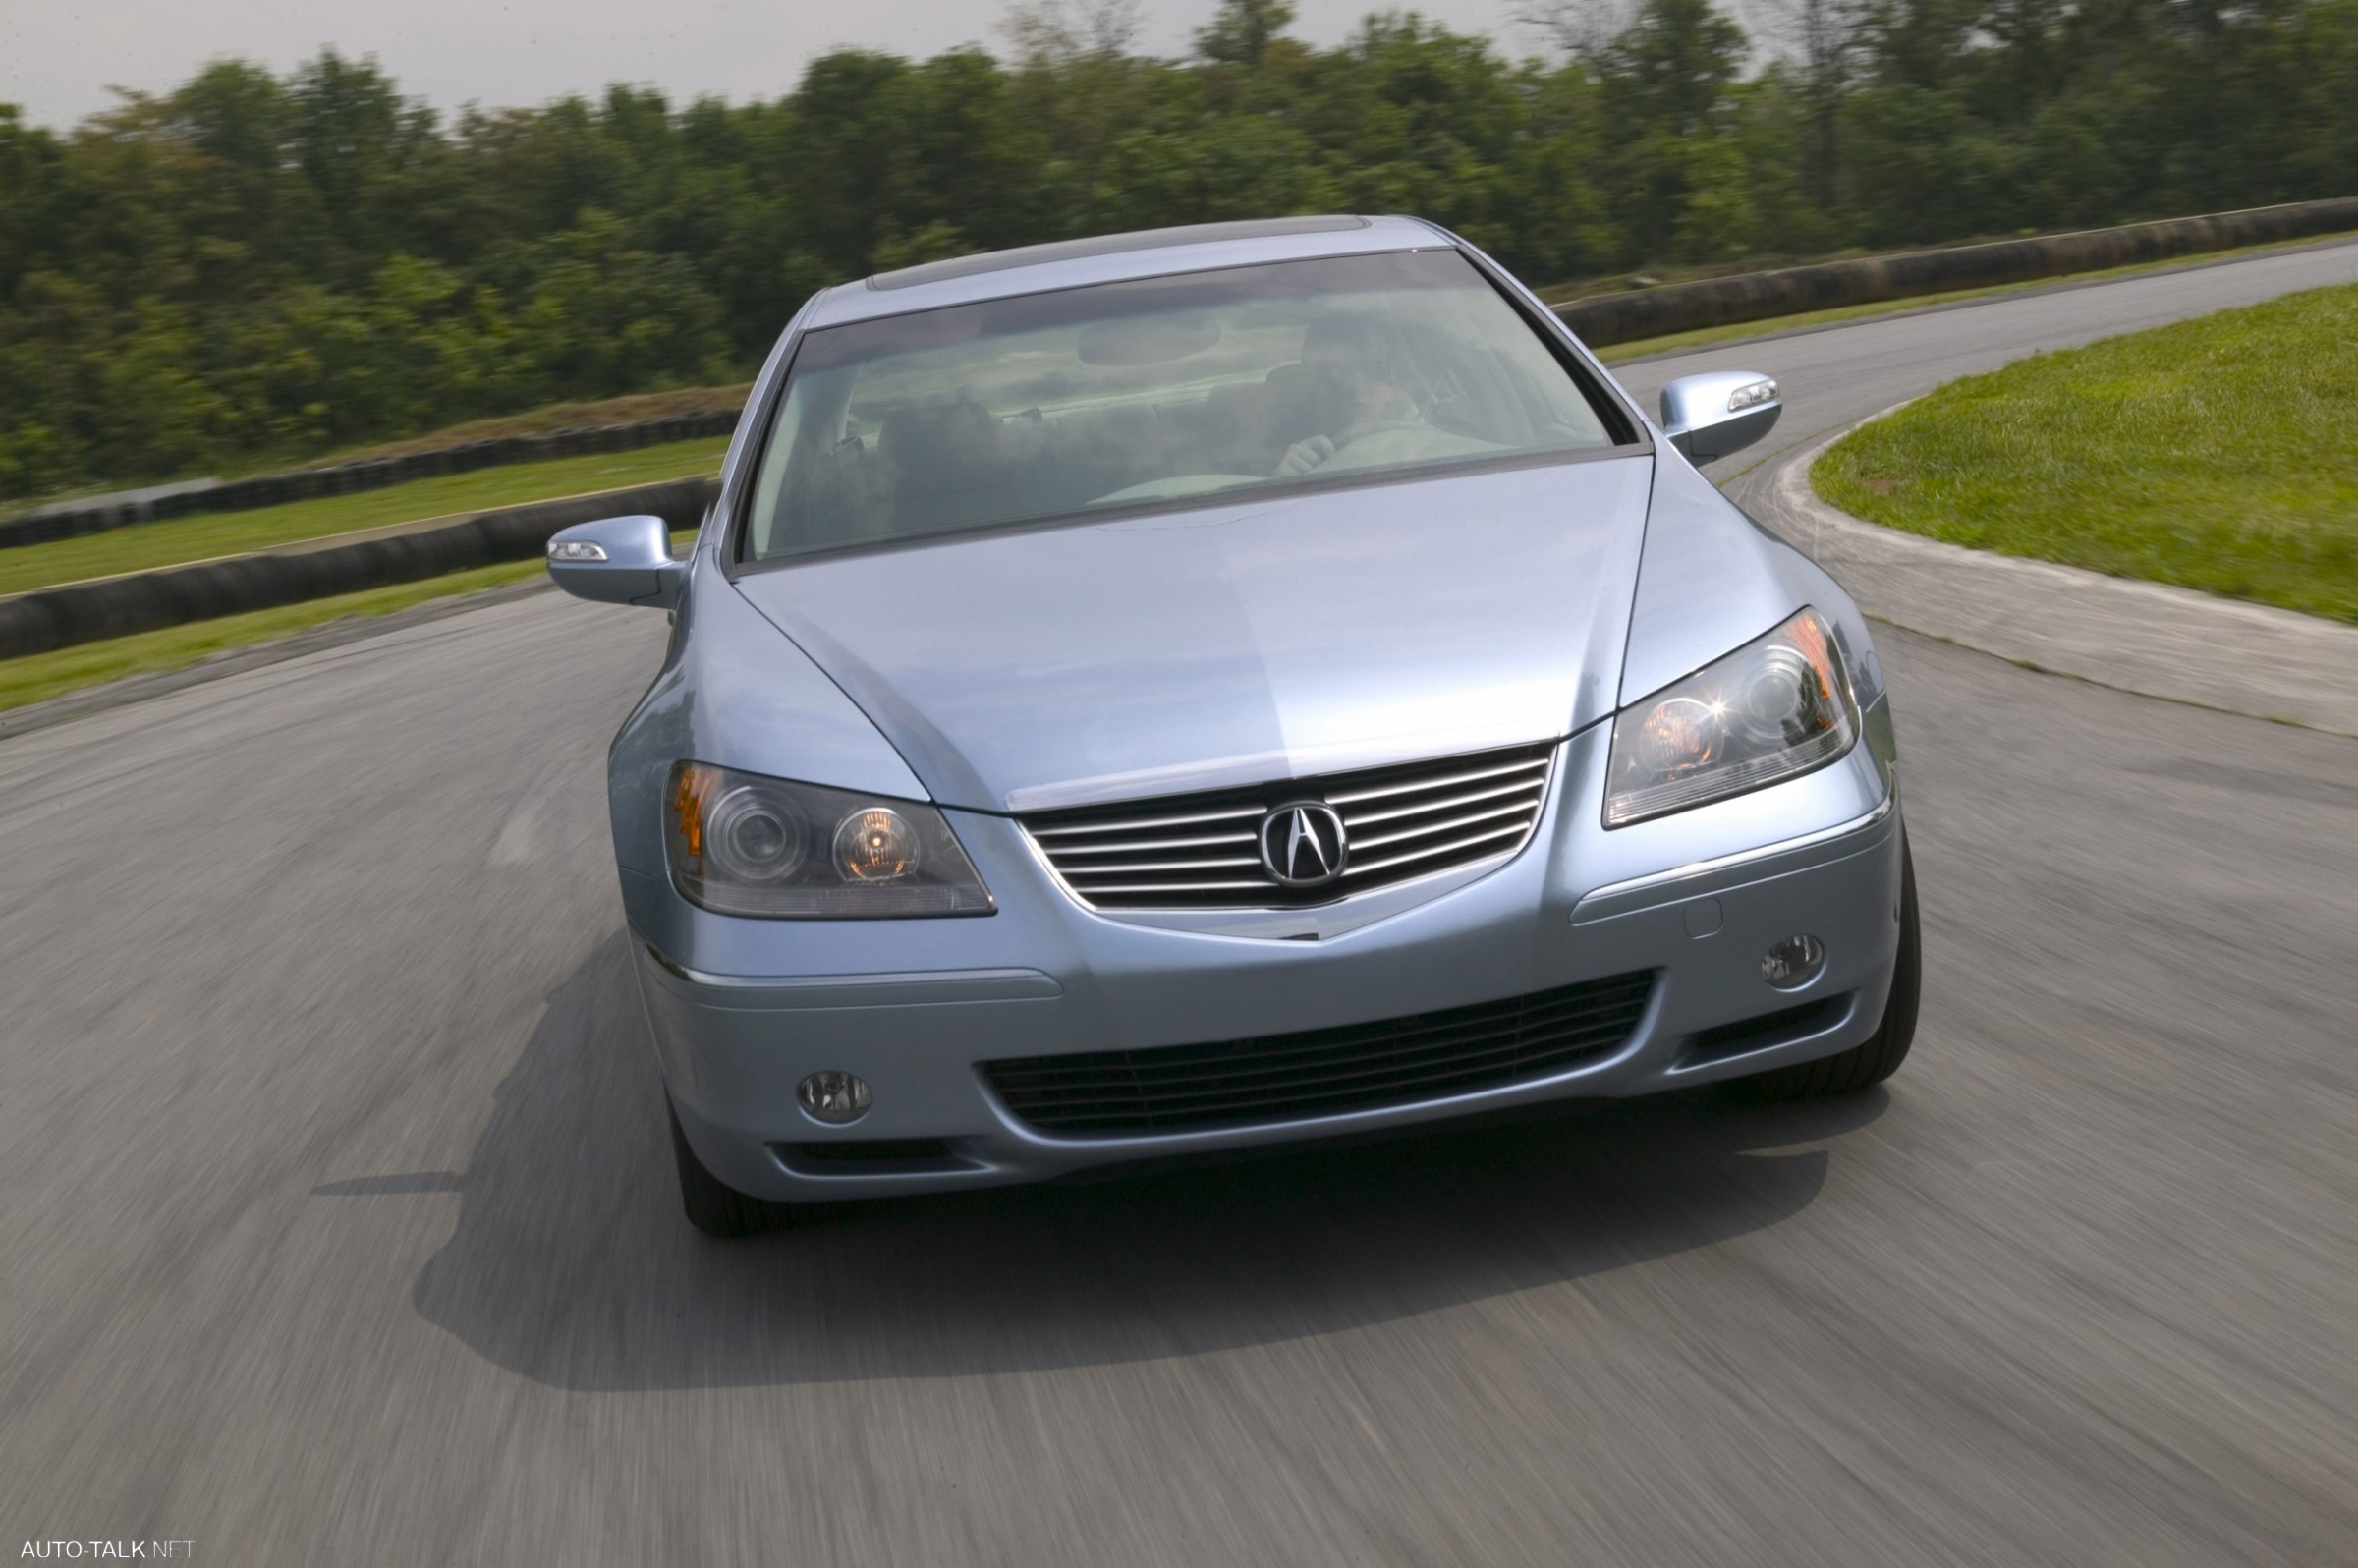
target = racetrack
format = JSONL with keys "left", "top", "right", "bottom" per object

{"left": 3, "top": 244, "right": 2355, "bottom": 1565}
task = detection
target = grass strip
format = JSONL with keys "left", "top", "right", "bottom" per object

{"left": 0, "top": 560, "right": 547, "bottom": 711}
{"left": 1814, "top": 282, "right": 2358, "bottom": 624}
{"left": 0, "top": 530, "right": 700, "bottom": 714}
{"left": 1593, "top": 230, "right": 2358, "bottom": 363}
{"left": 0, "top": 437, "right": 727, "bottom": 598}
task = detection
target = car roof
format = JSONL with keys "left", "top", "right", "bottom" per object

{"left": 803, "top": 214, "right": 1460, "bottom": 329}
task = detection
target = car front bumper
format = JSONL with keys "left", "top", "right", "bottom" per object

{"left": 622, "top": 715, "right": 1905, "bottom": 1203}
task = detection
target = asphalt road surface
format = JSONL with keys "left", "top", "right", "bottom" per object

{"left": 4, "top": 244, "right": 2355, "bottom": 1566}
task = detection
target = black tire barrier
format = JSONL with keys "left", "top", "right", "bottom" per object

{"left": 1556, "top": 196, "right": 2358, "bottom": 348}
{"left": 0, "top": 476, "right": 719, "bottom": 660}
{"left": 0, "top": 408, "right": 740, "bottom": 553}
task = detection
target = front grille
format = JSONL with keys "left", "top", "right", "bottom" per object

{"left": 1022, "top": 742, "right": 1554, "bottom": 911}
{"left": 982, "top": 970, "right": 1654, "bottom": 1136}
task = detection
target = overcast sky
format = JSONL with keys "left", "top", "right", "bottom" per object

{"left": 0, "top": 0, "right": 1585, "bottom": 132}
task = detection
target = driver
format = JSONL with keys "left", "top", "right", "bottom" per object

{"left": 1274, "top": 312, "right": 1493, "bottom": 477}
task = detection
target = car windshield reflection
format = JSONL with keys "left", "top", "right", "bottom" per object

{"left": 741, "top": 249, "right": 1622, "bottom": 560}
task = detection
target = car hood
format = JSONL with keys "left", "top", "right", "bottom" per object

{"left": 730, "top": 456, "right": 1655, "bottom": 812}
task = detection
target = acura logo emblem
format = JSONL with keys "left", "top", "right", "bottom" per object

{"left": 1259, "top": 802, "right": 1349, "bottom": 887}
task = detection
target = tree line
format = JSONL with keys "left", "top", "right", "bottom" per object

{"left": 3, "top": 0, "right": 2353, "bottom": 495}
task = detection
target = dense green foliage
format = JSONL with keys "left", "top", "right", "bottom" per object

{"left": 6, "top": 0, "right": 2357, "bottom": 494}
{"left": 1816, "top": 282, "right": 2358, "bottom": 622}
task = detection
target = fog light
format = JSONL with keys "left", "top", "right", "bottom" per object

{"left": 798, "top": 1071, "right": 871, "bottom": 1124}
{"left": 1761, "top": 934, "right": 1825, "bottom": 989}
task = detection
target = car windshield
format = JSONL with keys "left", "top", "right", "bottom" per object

{"left": 741, "top": 249, "right": 1624, "bottom": 561}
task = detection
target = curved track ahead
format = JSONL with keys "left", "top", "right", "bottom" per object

{"left": 4, "top": 244, "right": 2355, "bottom": 1566}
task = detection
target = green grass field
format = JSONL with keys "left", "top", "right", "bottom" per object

{"left": 0, "top": 437, "right": 726, "bottom": 598}
{"left": 1815, "top": 282, "right": 2358, "bottom": 623}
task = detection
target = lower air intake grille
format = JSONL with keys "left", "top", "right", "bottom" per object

{"left": 982, "top": 971, "right": 1655, "bottom": 1136}
{"left": 1021, "top": 742, "right": 1556, "bottom": 911}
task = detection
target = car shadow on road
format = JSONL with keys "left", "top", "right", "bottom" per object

{"left": 411, "top": 930, "right": 1887, "bottom": 1390}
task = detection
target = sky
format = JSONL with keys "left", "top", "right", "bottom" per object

{"left": 1, "top": 0, "right": 1577, "bottom": 131}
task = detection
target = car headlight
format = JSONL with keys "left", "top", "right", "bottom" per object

{"left": 665, "top": 761, "right": 996, "bottom": 918}
{"left": 1604, "top": 608, "right": 1859, "bottom": 827}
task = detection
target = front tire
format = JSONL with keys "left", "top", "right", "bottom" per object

{"left": 667, "top": 1095, "right": 783, "bottom": 1238}
{"left": 1739, "top": 835, "right": 1920, "bottom": 1100}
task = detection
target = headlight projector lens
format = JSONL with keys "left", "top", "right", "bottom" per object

{"left": 798, "top": 1071, "right": 872, "bottom": 1124}
{"left": 1761, "top": 934, "right": 1826, "bottom": 990}
{"left": 704, "top": 786, "right": 807, "bottom": 882}
{"left": 1731, "top": 646, "right": 1818, "bottom": 746}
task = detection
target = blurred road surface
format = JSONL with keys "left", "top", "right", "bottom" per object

{"left": 2, "top": 241, "right": 2354, "bottom": 1565}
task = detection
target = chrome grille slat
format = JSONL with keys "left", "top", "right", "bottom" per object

{"left": 1342, "top": 822, "right": 1529, "bottom": 877}
{"left": 1021, "top": 742, "right": 1556, "bottom": 912}
{"left": 1322, "top": 757, "right": 1548, "bottom": 806}
{"left": 1051, "top": 831, "right": 1259, "bottom": 856}
{"left": 1346, "top": 799, "right": 1541, "bottom": 853}
{"left": 1340, "top": 776, "right": 1546, "bottom": 828}
{"left": 1031, "top": 806, "right": 1264, "bottom": 837}
{"left": 1056, "top": 858, "right": 1273, "bottom": 881}
{"left": 1062, "top": 877, "right": 1272, "bottom": 894}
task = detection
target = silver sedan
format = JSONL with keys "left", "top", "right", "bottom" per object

{"left": 546, "top": 214, "right": 1918, "bottom": 1236}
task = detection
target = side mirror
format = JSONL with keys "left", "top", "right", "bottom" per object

{"left": 546, "top": 515, "right": 684, "bottom": 609}
{"left": 1658, "top": 372, "right": 1781, "bottom": 465}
